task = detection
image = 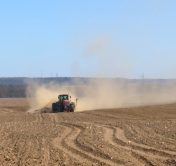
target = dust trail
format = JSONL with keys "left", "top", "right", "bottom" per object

{"left": 26, "top": 79, "right": 176, "bottom": 113}
{"left": 71, "top": 34, "right": 131, "bottom": 78}
{"left": 26, "top": 83, "right": 73, "bottom": 113}
{"left": 27, "top": 34, "right": 176, "bottom": 113}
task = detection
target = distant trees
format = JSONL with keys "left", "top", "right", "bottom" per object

{"left": 0, "top": 85, "right": 26, "bottom": 98}
{"left": 1, "top": 77, "right": 176, "bottom": 98}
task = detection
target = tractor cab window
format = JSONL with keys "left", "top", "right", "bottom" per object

{"left": 59, "top": 95, "right": 68, "bottom": 101}
{"left": 63, "top": 95, "right": 68, "bottom": 100}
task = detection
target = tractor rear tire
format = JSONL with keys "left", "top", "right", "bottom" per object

{"left": 52, "top": 103, "right": 56, "bottom": 113}
{"left": 70, "top": 103, "right": 75, "bottom": 112}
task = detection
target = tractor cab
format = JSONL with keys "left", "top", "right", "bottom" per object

{"left": 58, "top": 94, "right": 70, "bottom": 102}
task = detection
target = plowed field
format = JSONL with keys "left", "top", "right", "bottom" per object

{"left": 0, "top": 98, "right": 176, "bottom": 166}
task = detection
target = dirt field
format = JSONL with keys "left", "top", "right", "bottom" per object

{"left": 0, "top": 98, "right": 29, "bottom": 107}
{"left": 0, "top": 98, "right": 176, "bottom": 166}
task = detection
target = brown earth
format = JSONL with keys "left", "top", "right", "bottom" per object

{"left": 0, "top": 98, "right": 176, "bottom": 166}
{"left": 0, "top": 98, "right": 29, "bottom": 107}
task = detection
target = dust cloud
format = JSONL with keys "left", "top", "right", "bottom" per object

{"left": 26, "top": 79, "right": 176, "bottom": 113}
{"left": 26, "top": 83, "right": 77, "bottom": 113}
{"left": 73, "top": 79, "right": 176, "bottom": 111}
{"left": 26, "top": 35, "right": 176, "bottom": 113}
{"left": 71, "top": 34, "right": 131, "bottom": 78}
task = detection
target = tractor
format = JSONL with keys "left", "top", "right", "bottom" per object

{"left": 52, "top": 94, "right": 77, "bottom": 113}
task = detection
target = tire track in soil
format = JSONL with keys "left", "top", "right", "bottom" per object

{"left": 7, "top": 130, "right": 25, "bottom": 165}
{"left": 20, "top": 138, "right": 33, "bottom": 165}
{"left": 103, "top": 126, "right": 176, "bottom": 165}
{"left": 38, "top": 113, "right": 43, "bottom": 123}
{"left": 128, "top": 124, "right": 176, "bottom": 152}
{"left": 61, "top": 123, "right": 124, "bottom": 166}
{"left": 60, "top": 113, "right": 78, "bottom": 123}
{"left": 50, "top": 113, "right": 65, "bottom": 123}
{"left": 103, "top": 127, "right": 145, "bottom": 166}
{"left": 104, "top": 127, "right": 156, "bottom": 166}
{"left": 53, "top": 123, "right": 120, "bottom": 166}
{"left": 47, "top": 114, "right": 155, "bottom": 164}
{"left": 43, "top": 145, "right": 50, "bottom": 166}
{"left": 0, "top": 125, "right": 34, "bottom": 165}
{"left": 31, "top": 135, "right": 42, "bottom": 165}
{"left": 131, "top": 152, "right": 155, "bottom": 166}
{"left": 32, "top": 113, "right": 40, "bottom": 123}
{"left": 49, "top": 113, "right": 56, "bottom": 123}
{"left": 32, "top": 113, "right": 44, "bottom": 123}
{"left": 1, "top": 102, "right": 176, "bottom": 166}
{"left": 52, "top": 125, "right": 88, "bottom": 165}
{"left": 50, "top": 113, "right": 96, "bottom": 165}
{"left": 72, "top": 122, "right": 137, "bottom": 166}
{"left": 113, "top": 126, "right": 176, "bottom": 156}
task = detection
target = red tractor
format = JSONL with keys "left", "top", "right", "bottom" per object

{"left": 52, "top": 94, "right": 77, "bottom": 113}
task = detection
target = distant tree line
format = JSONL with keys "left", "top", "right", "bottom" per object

{"left": 0, "top": 85, "right": 26, "bottom": 98}
{"left": 0, "top": 77, "right": 92, "bottom": 85}
{"left": 0, "top": 77, "right": 176, "bottom": 98}
{"left": 0, "top": 77, "right": 175, "bottom": 86}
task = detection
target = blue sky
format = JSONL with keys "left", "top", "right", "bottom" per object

{"left": 0, "top": 0, "right": 176, "bottom": 78}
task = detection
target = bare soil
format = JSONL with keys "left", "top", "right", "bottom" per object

{"left": 0, "top": 98, "right": 29, "bottom": 107}
{"left": 0, "top": 98, "right": 176, "bottom": 166}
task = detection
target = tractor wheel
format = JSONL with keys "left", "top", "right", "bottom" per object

{"left": 52, "top": 103, "right": 56, "bottom": 113}
{"left": 70, "top": 103, "right": 75, "bottom": 112}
